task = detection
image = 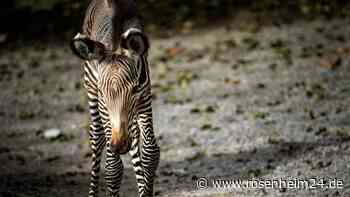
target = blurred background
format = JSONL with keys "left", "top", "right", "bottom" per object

{"left": 1, "top": 0, "right": 349, "bottom": 43}
{"left": 1, "top": 1, "right": 350, "bottom": 197}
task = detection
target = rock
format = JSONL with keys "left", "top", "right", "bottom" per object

{"left": 44, "top": 128, "right": 62, "bottom": 140}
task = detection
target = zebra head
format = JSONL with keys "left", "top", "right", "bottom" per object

{"left": 71, "top": 31, "right": 149, "bottom": 154}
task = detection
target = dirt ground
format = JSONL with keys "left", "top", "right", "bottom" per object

{"left": 1, "top": 12, "right": 350, "bottom": 197}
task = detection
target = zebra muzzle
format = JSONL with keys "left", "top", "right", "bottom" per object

{"left": 111, "top": 127, "right": 131, "bottom": 155}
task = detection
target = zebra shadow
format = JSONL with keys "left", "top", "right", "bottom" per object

{"left": 0, "top": 136, "right": 348, "bottom": 197}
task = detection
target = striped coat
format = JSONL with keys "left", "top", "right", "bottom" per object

{"left": 70, "top": 1, "right": 160, "bottom": 196}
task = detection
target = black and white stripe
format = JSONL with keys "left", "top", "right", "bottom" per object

{"left": 73, "top": 1, "right": 159, "bottom": 196}
{"left": 83, "top": 54, "right": 159, "bottom": 197}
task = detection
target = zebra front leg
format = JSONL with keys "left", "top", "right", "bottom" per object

{"left": 88, "top": 123, "right": 105, "bottom": 197}
{"left": 139, "top": 116, "right": 160, "bottom": 197}
{"left": 129, "top": 123, "right": 145, "bottom": 195}
{"left": 87, "top": 94, "right": 106, "bottom": 197}
{"left": 105, "top": 140, "right": 124, "bottom": 197}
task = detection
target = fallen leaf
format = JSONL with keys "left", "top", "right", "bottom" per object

{"left": 336, "top": 47, "right": 350, "bottom": 55}
{"left": 166, "top": 47, "right": 184, "bottom": 58}
{"left": 224, "top": 78, "right": 240, "bottom": 85}
{"left": 201, "top": 124, "right": 212, "bottom": 130}
{"left": 320, "top": 56, "right": 341, "bottom": 69}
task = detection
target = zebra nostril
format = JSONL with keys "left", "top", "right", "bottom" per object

{"left": 112, "top": 140, "right": 130, "bottom": 155}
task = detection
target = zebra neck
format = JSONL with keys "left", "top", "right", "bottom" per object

{"left": 85, "top": 60, "right": 100, "bottom": 81}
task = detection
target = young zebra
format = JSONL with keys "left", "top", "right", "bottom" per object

{"left": 70, "top": 0, "right": 160, "bottom": 196}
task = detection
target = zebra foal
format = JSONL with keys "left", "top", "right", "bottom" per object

{"left": 70, "top": 0, "right": 160, "bottom": 196}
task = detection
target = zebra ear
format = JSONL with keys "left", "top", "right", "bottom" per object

{"left": 70, "top": 33, "right": 106, "bottom": 61}
{"left": 121, "top": 28, "right": 149, "bottom": 55}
